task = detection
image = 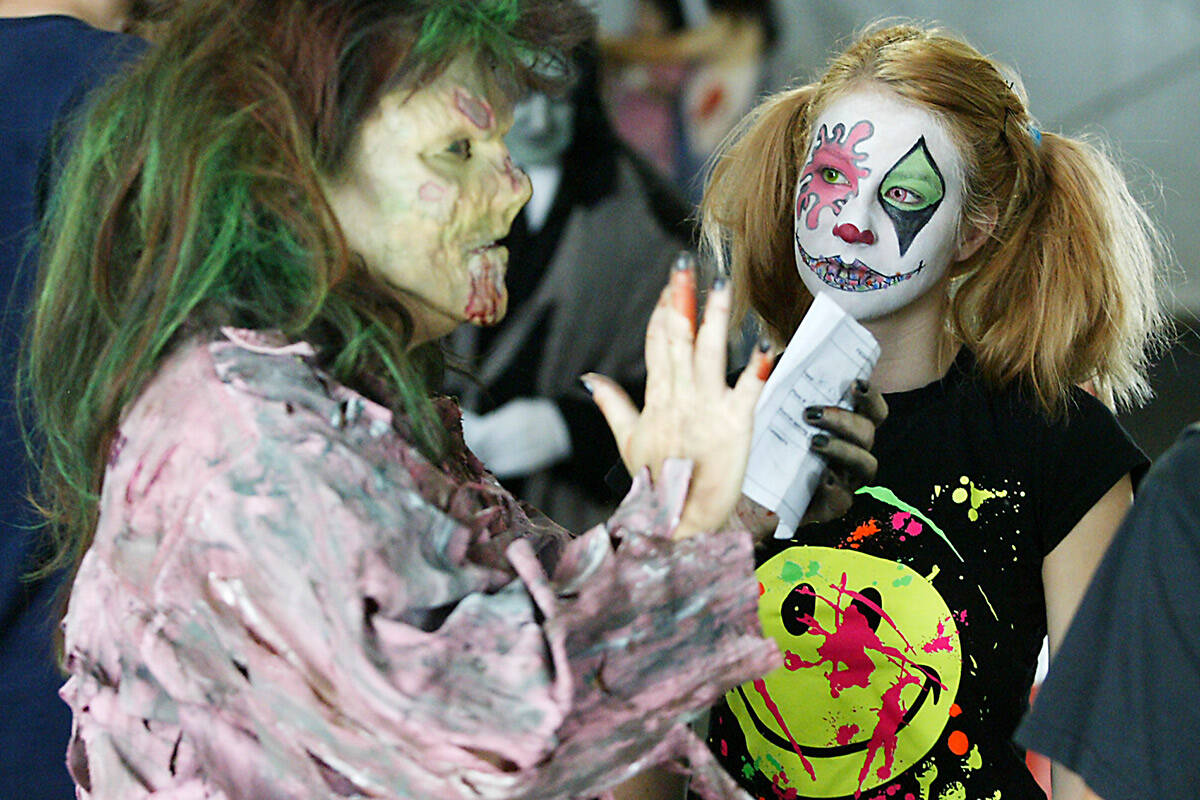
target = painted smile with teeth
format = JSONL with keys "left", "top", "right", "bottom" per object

{"left": 796, "top": 236, "right": 924, "bottom": 292}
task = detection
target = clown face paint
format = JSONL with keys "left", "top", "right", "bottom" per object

{"left": 794, "top": 89, "right": 966, "bottom": 321}
{"left": 326, "top": 55, "right": 531, "bottom": 345}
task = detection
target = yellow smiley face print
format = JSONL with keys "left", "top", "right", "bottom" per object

{"left": 727, "top": 546, "right": 962, "bottom": 798}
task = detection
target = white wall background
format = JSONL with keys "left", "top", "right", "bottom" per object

{"left": 592, "top": 0, "right": 1200, "bottom": 313}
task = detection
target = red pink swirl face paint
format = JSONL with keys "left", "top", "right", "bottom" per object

{"left": 793, "top": 89, "right": 966, "bottom": 323}
{"left": 796, "top": 119, "right": 873, "bottom": 231}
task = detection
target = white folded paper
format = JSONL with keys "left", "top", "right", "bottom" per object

{"left": 741, "top": 293, "right": 881, "bottom": 540}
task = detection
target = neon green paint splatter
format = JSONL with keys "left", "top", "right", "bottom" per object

{"left": 781, "top": 561, "right": 806, "bottom": 583}
{"left": 977, "top": 585, "right": 999, "bottom": 621}
{"left": 781, "top": 560, "right": 823, "bottom": 583}
{"left": 858, "top": 486, "right": 963, "bottom": 561}
{"left": 916, "top": 761, "right": 938, "bottom": 800}
{"left": 966, "top": 744, "right": 982, "bottom": 771}
{"left": 938, "top": 781, "right": 967, "bottom": 800}
{"left": 948, "top": 475, "right": 1009, "bottom": 522}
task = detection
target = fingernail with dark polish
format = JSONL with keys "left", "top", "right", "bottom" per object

{"left": 805, "top": 406, "right": 823, "bottom": 422}
{"left": 854, "top": 378, "right": 870, "bottom": 394}
{"left": 824, "top": 472, "right": 838, "bottom": 487}
{"left": 755, "top": 340, "right": 776, "bottom": 381}
{"left": 672, "top": 251, "right": 695, "bottom": 272}
{"left": 712, "top": 276, "right": 728, "bottom": 291}
{"left": 811, "top": 433, "right": 830, "bottom": 448}
{"left": 580, "top": 375, "right": 595, "bottom": 395}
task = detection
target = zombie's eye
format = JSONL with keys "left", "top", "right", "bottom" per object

{"left": 446, "top": 139, "right": 472, "bottom": 160}
{"left": 821, "top": 167, "right": 848, "bottom": 185}
{"left": 884, "top": 185, "right": 923, "bottom": 206}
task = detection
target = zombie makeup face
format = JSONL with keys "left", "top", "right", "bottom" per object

{"left": 793, "top": 88, "right": 967, "bottom": 321}
{"left": 326, "top": 55, "right": 531, "bottom": 345}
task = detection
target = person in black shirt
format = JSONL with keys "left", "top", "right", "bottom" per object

{"left": 1017, "top": 423, "right": 1200, "bottom": 800}
{"left": 682, "top": 21, "right": 1168, "bottom": 800}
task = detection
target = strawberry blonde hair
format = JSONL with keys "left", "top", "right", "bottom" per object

{"left": 701, "top": 22, "right": 1167, "bottom": 416}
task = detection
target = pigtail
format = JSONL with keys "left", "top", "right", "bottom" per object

{"left": 700, "top": 85, "right": 815, "bottom": 347}
{"left": 951, "top": 126, "right": 1167, "bottom": 416}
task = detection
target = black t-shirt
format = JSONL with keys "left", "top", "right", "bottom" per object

{"left": 704, "top": 350, "right": 1145, "bottom": 800}
{"left": 1016, "top": 423, "right": 1200, "bottom": 800}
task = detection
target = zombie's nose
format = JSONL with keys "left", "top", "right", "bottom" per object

{"left": 833, "top": 223, "right": 876, "bottom": 245}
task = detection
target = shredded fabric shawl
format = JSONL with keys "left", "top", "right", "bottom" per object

{"left": 60, "top": 330, "right": 778, "bottom": 799}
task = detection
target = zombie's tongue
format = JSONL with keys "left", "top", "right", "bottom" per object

{"left": 465, "top": 251, "right": 505, "bottom": 323}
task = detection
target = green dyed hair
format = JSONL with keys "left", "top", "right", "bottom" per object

{"left": 21, "top": 0, "right": 593, "bottom": 578}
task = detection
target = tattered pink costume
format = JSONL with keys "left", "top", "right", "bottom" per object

{"left": 60, "top": 330, "right": 778, "bottom": 799}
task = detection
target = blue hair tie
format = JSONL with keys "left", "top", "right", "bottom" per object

{"left": 1029, "top": 126, "right": 1042, "bottom": 147}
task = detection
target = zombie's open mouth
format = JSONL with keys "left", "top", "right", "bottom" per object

{"left": 796, "top": 236, "right": 924, "bottom": 292}
{"left": 468, "top": 241, "right": 500, "bottom": 255}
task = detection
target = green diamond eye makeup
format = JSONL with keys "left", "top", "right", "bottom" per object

{"left": 879, "top": 137, "right": 945, "bottom": 256}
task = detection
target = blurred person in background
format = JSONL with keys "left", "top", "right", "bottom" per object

{"left": 1018, "top": 421, "right": 1200, "bottom": 800}
{"left": 0, "top": 0, "right": 147, "bottom": 795}
{"left": 601, "top": 0, "right": 777, "bottom": 201}
{"left": 598, "top": 0, "right": 688, "bottom": 180}
{"left": 447, "top": 41, "right": 697, "bottom": 532}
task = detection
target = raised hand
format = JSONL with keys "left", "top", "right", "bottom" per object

{"left": 586, "top": 257, "right": 771, "bottom": 540}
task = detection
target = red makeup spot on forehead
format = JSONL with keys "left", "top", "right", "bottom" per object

{"left": 454, "top": 88, "right": 494, "bottom": 131}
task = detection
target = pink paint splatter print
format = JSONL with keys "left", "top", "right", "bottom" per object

{"left": 792, "top": 573, "right": 949, "bottom": 797}
{"left": 771, "top": 771, "right": 800, "bottom": 800}
{"left": 752, "top": 678, "right": 818, "bottom": 781}
{"left": 890, "top": 512, "right": 923, "bottom": 538}
{"left": 796, "top": 120, "right": 874, "bottom": 231}
{"left": 922, "top": 620, "right": 956, "bottom": 654}
{"left": 859, "top": 675, "right": 923, "bottom": 788}
{"left": 838, "top": 723, "right": 861, "bottom": 745}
